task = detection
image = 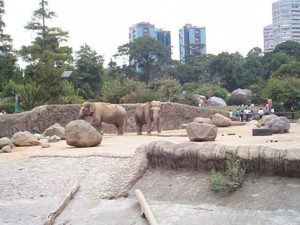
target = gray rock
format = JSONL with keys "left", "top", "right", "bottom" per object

{"left": 43, "top": 123, "right": 65, "bottom": 139}
{"left": 231, "top": 88, "right": 252, "bottom": 97}
{"left": 186, "top": 122, "right": 218, "bottom": 141}
{"left": 47, "top": 135, "right": 61, "bottom": 143}
{"left": 65, "top": 120, "right": 102, "bottom": 147}
{"left": 42, "top": 143, "right": 50, "bottom": 148}
{"left": 11, "top": 131, "right": 40, "bottom": 146}
{"left": 258, "top": 114, "right": 278, "bottom": 126}
{"left": 180, "top": 124, "right": 188, "bottom": 129}
{"left": 0, "top": 137, "right": 13, "bottom": 149}
{"left": 212, "top": 113, "right": 232, "bottom": 127}
{"left": 38, "top": 138, "right": 48, "bottom": 145}
{"left": 1, "top": 145, "right": 12, "bottom": 153}
{"left": 228, "top": 88, "right": 252, "bottom": 105}
{"left": 34, "top": 133, "right": 45, "bottom": 140}
{"left": 193, "top": 117, "right": 213, "bottom": 124}
{"left": 208, "top": 96, "right": 227, "bottom": 106}
{"left": 267, "top": 117, "right": 290, "bottom": 133}
{"left": 297, "top": 118, "right": 300, "bottom": 124}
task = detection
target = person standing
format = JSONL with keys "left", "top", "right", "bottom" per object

{"left": 291, "top": 104, "right": 295, "bottom": 119}
{"left": 267, "top": 98, "right": 273, "bottom": 113}
{"left": 258, "top": 108, "right": 264, "bottom": 119}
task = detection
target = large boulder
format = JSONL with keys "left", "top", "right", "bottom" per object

{"left": 258, "top": 114, "right": 278, "bottom": 126}
{"left": 193, "top": 117, "right": 213, "bottom": 124}
{"left": 65, "top": 120, "right": 102, "bottom": 147}
{"left": 212, "top": 113, "right": 232, "bottom": 127}
{"left": 228, "top": 88, "right": 252, "bottom": 105}
{"left": 267, "top": 117, "right": 290, "bottom": 133}
{"left": 43, "top": 123, "right": 65, "bottom": 139}
{"left": 208, "top": 96, "right": 227, "bottom": 106}
{"left": 11, "top": 131, "right": 40, "bottom": 146}
{"left": 186, "top": 122, "right": 218, "bottom": 141}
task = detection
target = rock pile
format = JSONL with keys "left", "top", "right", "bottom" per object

{"left": 0, "top": 137, "right": 13, "bottom": 153}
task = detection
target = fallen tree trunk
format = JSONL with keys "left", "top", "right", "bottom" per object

{"left": 135, "top": 189, "right": 158, "bottom": 225}
{"left": 44, "top": 180, "right": 80, "bottom": 225}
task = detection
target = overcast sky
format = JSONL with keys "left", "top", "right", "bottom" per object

{"left": 4, "top": 0, "right": 275, "bottom": 65}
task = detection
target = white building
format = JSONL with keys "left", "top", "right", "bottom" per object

{"left": 264, "top": 0, "right": 300, "bottom": 52}
{"left": 263, "top": 25, "right": 274, "bottom": 52}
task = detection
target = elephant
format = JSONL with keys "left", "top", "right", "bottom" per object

{"left": 77, "top": 102, "right": 127, "bottom": 135}
{"left": 134, "top": 101, "right": 163, "bottom": 135}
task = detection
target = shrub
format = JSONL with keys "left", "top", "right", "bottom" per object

{"left": 209, "top": 159, "right": 245, "bottom": 193}
{"left": 227, "top": 96, "right": 251, "bottom": 106}
{"left": 121, "top": 91, "right": 157, "bottom": 103}
{"left": 0, "top": 103, "right": 15, "bottom": 113}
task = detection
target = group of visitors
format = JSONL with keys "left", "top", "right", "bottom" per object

{"left": 230, "top": 105, "right": 254, "bottom": 122}
{"left": 230, "top": 98, "right": 276, "bottom": 122}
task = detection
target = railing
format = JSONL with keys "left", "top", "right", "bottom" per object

{"left": 273, "top": 111, "right": 300, "bottom": 120}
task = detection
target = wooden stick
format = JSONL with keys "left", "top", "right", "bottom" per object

{"left": 44, "top": 180, "right": 80, "bottom": 225}
{"left": 135, "top": 189, "right": 158, "bottom": 225}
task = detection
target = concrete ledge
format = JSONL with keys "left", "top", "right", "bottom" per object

{"left": 252, "top": 128, "right": 273, "bottom": 136}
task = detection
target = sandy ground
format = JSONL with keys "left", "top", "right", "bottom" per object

{"left": 2, "top": 122, "right": 300, "bottom": 162}
{"left": 0, "top": 122, "right": 300, "bottom": 225}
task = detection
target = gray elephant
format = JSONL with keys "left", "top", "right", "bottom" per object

{"left": 77, "top": 102, "right": 127, "bottom": 135}
{"left": 134, "top": 101, "right": 163, "bottom": 135}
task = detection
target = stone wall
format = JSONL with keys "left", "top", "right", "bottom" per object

{"left": 0, "top": 102, "right": 220, "bottom": 138}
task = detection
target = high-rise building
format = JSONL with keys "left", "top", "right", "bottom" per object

{"left": 129, "top": 22, "right": 156, "bottom": 42}
{"left": 264, "top": 0, "right": 300, "bottom": 52}
{"left": 179, "top": 24, "right": 206, "bottom": 63}
{"left": 264, "top": 25, "right": 274, "bottom": 52}
{"left": 156, "top": 29, "right": 171, "bottom": 48}
{"left": 129, "top": 22, "right": 171, "bottom": 62}
{"left": 129, "top": 22, "right": 171, "bottom": 49}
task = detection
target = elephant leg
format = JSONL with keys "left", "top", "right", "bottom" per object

{"left": 92, "top": 119, "right": 103, "bottom": 134}
{"left": 135, "top": 118, "right": 143, "bottom": 135}
{"left": 116, "top": 124, "right": 124, "bottom": 135}
{"left": 136, "top": 123, "right": 143, "bottom": 135}
{"left": 157, "top": 120, "right": 161, "bottom": 134}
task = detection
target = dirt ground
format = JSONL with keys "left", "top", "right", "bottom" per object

{"left": 0, "top": 122, "right": 300, "bottom": 225}
{"left": 2, "top": 122, "right": 300, "bottom": 162}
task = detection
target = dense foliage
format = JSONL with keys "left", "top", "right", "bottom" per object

{"left": 0, "top": 0, "right": 300, "bottom": 112}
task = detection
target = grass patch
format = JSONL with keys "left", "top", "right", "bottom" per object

{"left": 209, "top": 159, "right": 245, "bottom": 193}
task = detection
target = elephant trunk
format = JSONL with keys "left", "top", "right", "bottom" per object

{"left": 152, "top": 109, "right": 160, "bottom": 128}
{"left": 77, "top": 110, "right": 84, "bottom": 119}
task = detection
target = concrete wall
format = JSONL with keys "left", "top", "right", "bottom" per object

{"left": 0, "top": 102, "right": 221, "bottom": 138}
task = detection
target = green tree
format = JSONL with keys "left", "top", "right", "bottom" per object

{"left": 115, "top": 36, "right": 171, "bottom": 82}
{"left": 272, "top": 61, "right": 300, "bottom": 78}
{"left": 7, "top": 80, "right": 43, "bottom": 110}
{"left": 0, "top": 0, "right": 20, "bottom": 95}
{"left": 262, "top": 77, "right": 300, "bottom": 110}
{"left": 209, "top": 52, "right": 243, "bottom": 91}
{"left": 73, "top": 44, "right": 104, "bottom": 99}
{"left": 241, "top": 47, "right": 264, "bottom": 87}
{"left": 168, "top": 62, "right": 195, "bottom": 84}
{"left": 19, "top": 0, "right": 73, "bottom": 103}
{"left": 148, "top": 78, "right": 182, "bottom": 102}
{"left": 273, "top": 40, "right": 300, "bottom": 59}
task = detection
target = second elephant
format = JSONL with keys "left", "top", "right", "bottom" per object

{"left": 134, "top": 101, "right": 163, "bottom": 135}
{"left": 77, "top": 102, "right": 127, "bottom": 135}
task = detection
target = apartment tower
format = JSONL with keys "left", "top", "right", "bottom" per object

{"left": 179, "top": 24, "right": 206, "bottom": 63}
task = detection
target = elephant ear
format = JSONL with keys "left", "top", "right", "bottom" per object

{"left": 88, "top": 103, "right": 96, "bottom": 113}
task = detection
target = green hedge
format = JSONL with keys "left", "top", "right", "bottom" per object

{"left": 0, "top": 103, "right": 15, "bottom": 113}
